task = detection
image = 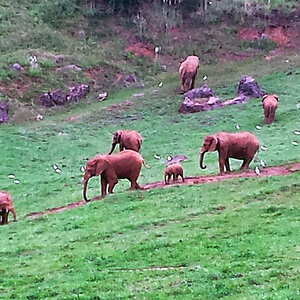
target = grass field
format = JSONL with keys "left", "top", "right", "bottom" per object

{"left": 1, "top": 53, "right": 300, "bottom": 299}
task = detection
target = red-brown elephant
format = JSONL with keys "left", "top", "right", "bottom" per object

{"left": 262, "top": 94, "right": 278, "bottom": 124}
{"left": 179, "top": 55, "right": 199, "bottom": 94}
{"left": 108, "top": 130, "right": 143, "bottom": 154}
{"left": 164, "top": 163, "right": 185, "bottom": 184}
{"left": 0, "top": 191, "right": 17, "bottom": 225}
{"left": 199, "top": 131, "right": 259, "bottom": 175}
{"left": 83, "top": 150, "right": 149, "bottom": 201}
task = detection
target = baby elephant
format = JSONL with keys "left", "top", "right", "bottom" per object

{"left": 262, "top": 94, "right": 278, "bottom": 124}
{"left": 0, "top": 190, "right": 17, "bottom": 225}
{"left": 164, "top": 163, "right": 185, "bottom": 184}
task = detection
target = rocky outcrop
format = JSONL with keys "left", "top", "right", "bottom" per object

{"left": 237, "top": 75, "right": 264, "bottom": 98}
{"left": 39, "top": 84, "right": 89, "bottom": 108}
{"left": 0, "top": 102, "right": 9, "bottom": 123}
{"left": 179, "top": 76, "right": 263, "bottom": 114}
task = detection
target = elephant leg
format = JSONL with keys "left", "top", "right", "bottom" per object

{"left": 108, "top": 178, "right": 118, "bottom": 194}
{"left": 164, "top": 174, "right": 169, "bottom": 184}
{"left": 119, "top": 143, "right": 124, "bottom": 152}
{"left": 0, "top": 210, "right": 4, "bottom": 225}
{"left": 173, "top": 174, "right": 177, "bottom": 183}
{"left": 225, "top": 159, "right": 231, "bottom": 173}
{"left": 101, "top": 176, "right": 108, "bottom": 196}
{"left": 218, "top": 158, "right": 226, "bottom": 175}
{"left": 241, "top": 158, "right": 251, "bottom": 170}
{"left": 191, "top": 76, "right": 196, "bottom": 90}
{"left": 180, "top": 174, "right": 184, "bottom": 182}
{"left": 2, "top": 210, "right": 9, "bottom": 225}
{"left": 129, "top": 179, "right": 140, "bottom": 190}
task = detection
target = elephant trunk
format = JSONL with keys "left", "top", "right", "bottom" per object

{"left": 199, "top": 151, "right": 207, "bottom": 169}
{"left": 108, "top": 142, "right": 117, "bottom": 155}
{"left": 83, "top": 177, "right": 90, "bottom": 202}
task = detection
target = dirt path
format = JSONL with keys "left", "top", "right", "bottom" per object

{"left": 25, "top": 162, "right": 300, "bottom": 219}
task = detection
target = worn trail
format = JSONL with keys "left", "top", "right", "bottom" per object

{"left": 25, "top": 162, "right": 300, "bottom": 219}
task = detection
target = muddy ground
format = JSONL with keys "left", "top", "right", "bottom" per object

{"left": 25, "top": 162, "right": 300, "bottom": 219}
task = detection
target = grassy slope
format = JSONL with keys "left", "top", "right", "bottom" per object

{"left": 0, "top": 54, "right": 300, "bottom": 298}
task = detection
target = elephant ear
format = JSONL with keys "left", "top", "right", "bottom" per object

{"left": 95, "top": 158, "right": 109, "bottom": 176}
{"left": 207, "top": 136, "right": 218, "bottom": 152}
{"left": 262, "top": 94, "right": 268, "bottom": 101}
{"left": 273, "top": 94, "right": 279, "bottom": 101}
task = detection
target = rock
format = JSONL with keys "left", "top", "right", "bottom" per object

{"left": 123, "top": 74, "right": 137, "bottom": 87}
{"left": 50, "top": 89, "right": 64, "bottom": 105}
{"left": 184, "top": 85, "right": 216, "bottom": 100}
{"left": 65, "top": 84, "right": 89, "bottom": 103}
{"left": 0, "top": 102, "right": 9, "bottom": 123}
{"left": 12, "top": 63, "right": 24, "bottom": 71}
{"left": 39, "top": 93, "right": 55, "bottom": 107}
{"left": 132, "top": 93, "right": 144, "bottom": 98}
{"left": 56, "top": 65, "right": 82, "bottom": 72}
{"left": 237, "top": 75, "right": 263, "bottom": 98}
{"left": 39, "top": 84, "right": 89, "bottom": 108}
{"left": 222, "top": 95, "right": 249, "bottom": 106}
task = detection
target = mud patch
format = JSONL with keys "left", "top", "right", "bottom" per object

{"left": 25, "top": 162, "right": 300, "bottom": 219}
{"left": 125, "top": 42, "right": 154, "bottom": 58}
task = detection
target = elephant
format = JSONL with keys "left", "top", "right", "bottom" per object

{"left": 164, "top": 163, "right": 184, "bottom": 184}
{"left": 179, "top": 55, "right": 199, "bottom": 94}
{"left": 262, "top": 94, "right": 278, "bottom": 124}
{"left": 0, "top": 191, "right": 17, "bottom": 225}
{"left": 199, "top": 131, "right": 259, "bottom": 175}
{"left": 108, "top": 130, "right": 143, "bottom": 154}
{"left": 83, "top": 150, "right": 149, "bottom": 201}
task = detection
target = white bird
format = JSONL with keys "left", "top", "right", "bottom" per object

{"left": 255, "top": 125, "right": 261, "bottom": 130}
{"left": 260, "top": 160, "right": 266, "bottom": 167}
{"left": 55, "top": 168, "right": 62, "bottom": 173}
{"left": 293, "top": 130, "right": 300, "bottom": 135}
{"left": 292, "top": 141, "right": 298, "bottom": 146}
{"left": 80, "top": 166, "right": 85, "bottom": 172}
{"left": 13, "top": 179, "right": 20, "bottom": 184}
{"left": 154, "top": 46, "right": 159, "bottom": 54}
{"left": 8, "top": 174, "right": 15, "bottom": 179}
{"left": 166, "top": 155, "right": 172, "bottom": 161}
{"left": 52, "top": 164, "right": 58, "bottom": 170}
{"left": 260, "top": 145, "right": 267, "bottom": 151}
{"left": 158, "top": 82, "right": 163, "bottom": 87}
{"left": 203, "top": 75, "right": 207, "bottom": 81}
{"left": 235, "top": 124, "right": 240, "bottom": 130}
{"left": 154, "top": 154, "right": 161, "bottom": 160}
{"left": 254, "top": 166, "right": 260, "bottom": 175}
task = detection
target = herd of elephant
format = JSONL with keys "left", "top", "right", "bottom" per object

{"left": 0, "top": 55, "right": 279, "bottom": 225}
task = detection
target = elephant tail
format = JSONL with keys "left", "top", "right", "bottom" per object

{"left": 142, "top": 160, "right": 151, "bottom": 169}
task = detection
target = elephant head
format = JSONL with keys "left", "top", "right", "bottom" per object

{"left": 83, "top": 155, "right": 109, "bottom": 201}
{"left": 108, "top": 131, "right": 122, "bottom": 155}
{"left": 199, "top": 135, "right": 218, "bottom": 169}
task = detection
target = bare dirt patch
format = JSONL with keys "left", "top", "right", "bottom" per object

{"left": 25, "top": 162, "right": 300, "bottom": 219}
{"left": 125, "top": 42, "right": 155, "bottom": 58}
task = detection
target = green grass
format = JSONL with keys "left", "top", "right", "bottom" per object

{"left": 1, "top": 61, "right": 300, "bottom": 298}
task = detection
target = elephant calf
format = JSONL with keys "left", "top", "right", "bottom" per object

{"left": 262, "top": 94, "right": 278, "bottom": 124}
{"left": 0, "top": 190, "right": 17, "bottom": 225}
{"left": 83, "top": 150, "right": 149, "bottom": 201}
{"left": 164, "top": 163, "right": 184, "bottom": 184}
{"left": 199, "top": 131, "right": 259, "bottom": 175}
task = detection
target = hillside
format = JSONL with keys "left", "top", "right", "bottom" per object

{"left": 1, "top": 0, "right": 300, "bottom": 122}
{"left": 1, "top": 1, "right": 300, "bottom": 299}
